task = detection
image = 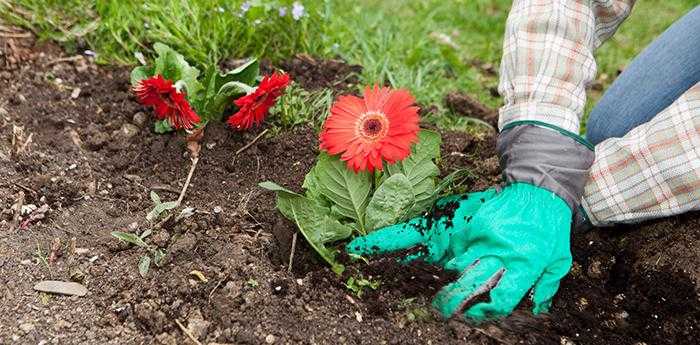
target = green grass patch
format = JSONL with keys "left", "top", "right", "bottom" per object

{"left": 3, "top": 0, "right": 696, "bottom": 131}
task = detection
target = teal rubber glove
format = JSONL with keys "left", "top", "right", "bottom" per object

{"left": 347, "top": 188, "right": 498, "bottom": 264}
{"left": 346, "top": 182, "right": 572, "bottom": 321}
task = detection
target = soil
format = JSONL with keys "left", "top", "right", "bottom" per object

{"left": 1, "top": 35, "right": 699, "bottom": 345}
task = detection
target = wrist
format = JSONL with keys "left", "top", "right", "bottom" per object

{"left": 497, "top": 122, "right": 595, "bottom": 210}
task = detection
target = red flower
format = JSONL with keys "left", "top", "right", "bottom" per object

{"left": 134, "top": 75, "right": 201, "bottom": 130}
{"left": 319, "top": 86, "right": 420, "bottom": 172}
{"left": 227, "top": 72, "right": 290, "bottom": 130}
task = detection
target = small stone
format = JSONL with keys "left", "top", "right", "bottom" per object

{"left": 34, "top": 280, "right": 88, "bottom": 296}
{"left": 132, "top": 112, "right": 148, "bottom": 127}
{"left": 70, "top": 268, "right": 85, "bottom": 283}
{"left": 187, "top": 310, "right": 210, "bottom": 340}
{"left": 265, "top": 334, "right": 276, "bottom": 344}
{"left": 74, "top": 248, "right": 90, "bottom": 255}
{"left": 560, "top": 337, "right": 576, "bottom": 345}
{"left": 74, "top": 57, "right": 89, "bottom": 73}
{"left": 355, "top": 311, "right": 363, "bottom": 323}
{"left": 54, "top": 319, "right": 72, "bottom": 331}
{"left": 576, "top": 297, "right": 589, "bottom": 311}
{"left": 21, "top": 259, "right": 32, "bottom": 265}
{"left": 213, "top": 206, "right": 223, "bottom": 214}
{"left": 70, "top": 88, "right": 81, "bottom": 99}
{"left": 120, "top": 123, "right": 140, "bottom": 139}
{"left": 19, "top": 322, "right": 35, "bottom": 333}
{"left": 10, "top": 94, "right": 26, "bottom": 105}
{"left": 587, "top": 259, "right": 604, "bottom": 279}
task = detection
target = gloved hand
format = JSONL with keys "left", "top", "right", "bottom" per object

{"left": 347, "top": 124, "right": 596, "bottom": 321}
{"left": 347, "top": 183, "right": 571, "bottom": 320}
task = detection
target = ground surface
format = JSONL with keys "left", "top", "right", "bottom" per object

{"left": 1, "top": 38, "right": 699, "bottom": 345}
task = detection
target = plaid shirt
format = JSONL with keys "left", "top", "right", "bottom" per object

{"left": 499, "top": 0, "right": 700, "bottom": 225}
{"left": 583, "top": 84, "right": 700, "bottom": 225}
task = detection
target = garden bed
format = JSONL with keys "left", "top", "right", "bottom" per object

{"left": 1, "top": 37, "right": 699, "bottom": 345}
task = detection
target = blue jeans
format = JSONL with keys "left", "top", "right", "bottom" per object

{"left": 585, "top": 6, "right": 700, "bottom": 145}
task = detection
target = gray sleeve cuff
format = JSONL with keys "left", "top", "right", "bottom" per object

{"left": 497, "top": 124, "right": 595, "bottom": 210}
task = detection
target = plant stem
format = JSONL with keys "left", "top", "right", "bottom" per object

{"left": 176, "top": 156, "right": 199, "bottom": 207}
{"left": 287, "top": 231, "right": 297, "bottom": 272}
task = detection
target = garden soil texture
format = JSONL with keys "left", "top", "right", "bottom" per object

{"left": 1, "top": 37, "right": 699, "bottom": 345}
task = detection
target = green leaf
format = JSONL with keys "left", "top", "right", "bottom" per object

{"left": 196, "top": 60, "right": 259, "bottom": 120}
{"left": 365, "top": 174, "right": 415, "bottom": 231}
{"left": 111, "top": 231, "right": 148, "bottom": 248}
{"left": 146, "top": 208, "right": 159, "bottom": 222}
{"left": 150, "top": 191, "right": 161, "bottom": 205}
{"left": 154, "top": 120, "right": 173, "bottom": 134}
{"left": 275, "top": 192, "right": 352, "bottom": 275}
{"left": 260, "top": 181, "right": 302, "bottom": 218}
{"left": 209, "top": 82, "right": 250, "bottom": 118}
{"left": 160, "top": 201, "right": 178, "bottom": 211}
{"left": 301, "top": 166, "right": 332, "bottom": 209}
{"left": 314, "top": 153, "right": 372, "bottom": 232}
{"left": 223, "top": 58, "right": 260, "bottom": 86}
{"left": 153, "top": 249, "right": 166, "bottom": 267}
{"left": 258, "top": 181, "right": 300, "bottom": 195}
{"left": 140, "top": 228, "right": 152, "bottom": 240}
{"left": 130, "top": 65, "right": 153, "bottom": 86}
{"left": 152, "top": 43, "right": 201, "bottom": 97}
{"left": 385, "top": 130, "right": 442, "bottom": 217}
{"left": 138, "top": 255, "right": 151, "bottom": 277}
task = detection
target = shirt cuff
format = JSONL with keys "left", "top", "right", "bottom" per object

{"left": 498, "top": 102, "right": 581, "bottom": 134}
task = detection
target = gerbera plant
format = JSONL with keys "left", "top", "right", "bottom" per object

{"left": 262, "top": 86, "right": 462, "bottom": 274}
{"left": 131, "top": 43, "right": 289, "bottom": 206}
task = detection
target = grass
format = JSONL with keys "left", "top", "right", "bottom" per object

{"left": 2, "top": 0, "right": 697, "bottom": 131}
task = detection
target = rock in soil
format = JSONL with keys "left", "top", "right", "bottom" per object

{"left": 33, "top": 280, "right": 88, "bottom": 296}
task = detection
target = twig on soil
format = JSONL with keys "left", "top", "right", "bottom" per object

{"left": 288, "top": 232, "right": 298, "bottom": 273}
{"left": 208, "top": 279, "right": 224, "bottom": 304}
{"left": 176, "top": 156, "right": 199, "bottom": 207}
{"left": 9, "top": 191, "right": 24, "bottom": 231}
{"left": 154, "top": 213, "right": 174, "bottom": 230}
{"left": 44, "top": 55, "right": 83, "bottom": 67}
{"left": 0, "top": 32, "right": 32, "bottom": 38}
{"left": 0, "top": 24, "right": 24, "bottom": 33}
{"left": 234, "top": 129, "right": 269, "bottom": 156}
{"left": 150, "top": 184, "right": 181, "bottom": 195}
{"left": 175, "top": 319, "right": 203, "bottom": 345}
{"left": 48, "top": 238, "right": 62, "bottom": 265}
{"left": 13, "top": 182, "right": 37, "bottom": 196}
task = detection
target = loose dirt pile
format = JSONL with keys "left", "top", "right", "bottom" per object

{"left": 1, "top": 37, "right": 698, "bottom": 345}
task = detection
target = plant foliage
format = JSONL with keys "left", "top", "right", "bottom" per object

{"left": 260, "top": 129, "right": 444, "bottom": 274}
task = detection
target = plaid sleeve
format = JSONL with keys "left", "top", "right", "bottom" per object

{"left": 498, "top": 0, "right": 635, "bottom": 133}
{"left": 582, "top": 83, "right": 700, "bottom": 226}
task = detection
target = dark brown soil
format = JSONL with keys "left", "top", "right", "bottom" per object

{"left": 278, "top": 53, "right": 362, "bottom": 92}
{"left": 1, "top": 36, "right": 699, "bottom": 345}
{"left": 444, "top": 91, "right": 498, "bottom": 126}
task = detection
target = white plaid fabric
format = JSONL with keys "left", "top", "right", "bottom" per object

{"left": 498, "top": 0, "right": 700, "bottom": 225}
{"left": 582, "top": 84, "right": 700, "bottom": 226}
{"left": 498, "top": 0, "right": 635, "bottom": 133}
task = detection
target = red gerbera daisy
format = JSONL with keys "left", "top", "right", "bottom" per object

{"left": 227, "top": 72, "right": 290, "bottom": 130}
{"left": 134, "top": 75, "right": 201, "bottom": 130}
{"left": 319, "top": 86, "right": 420, "bottom": 173}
